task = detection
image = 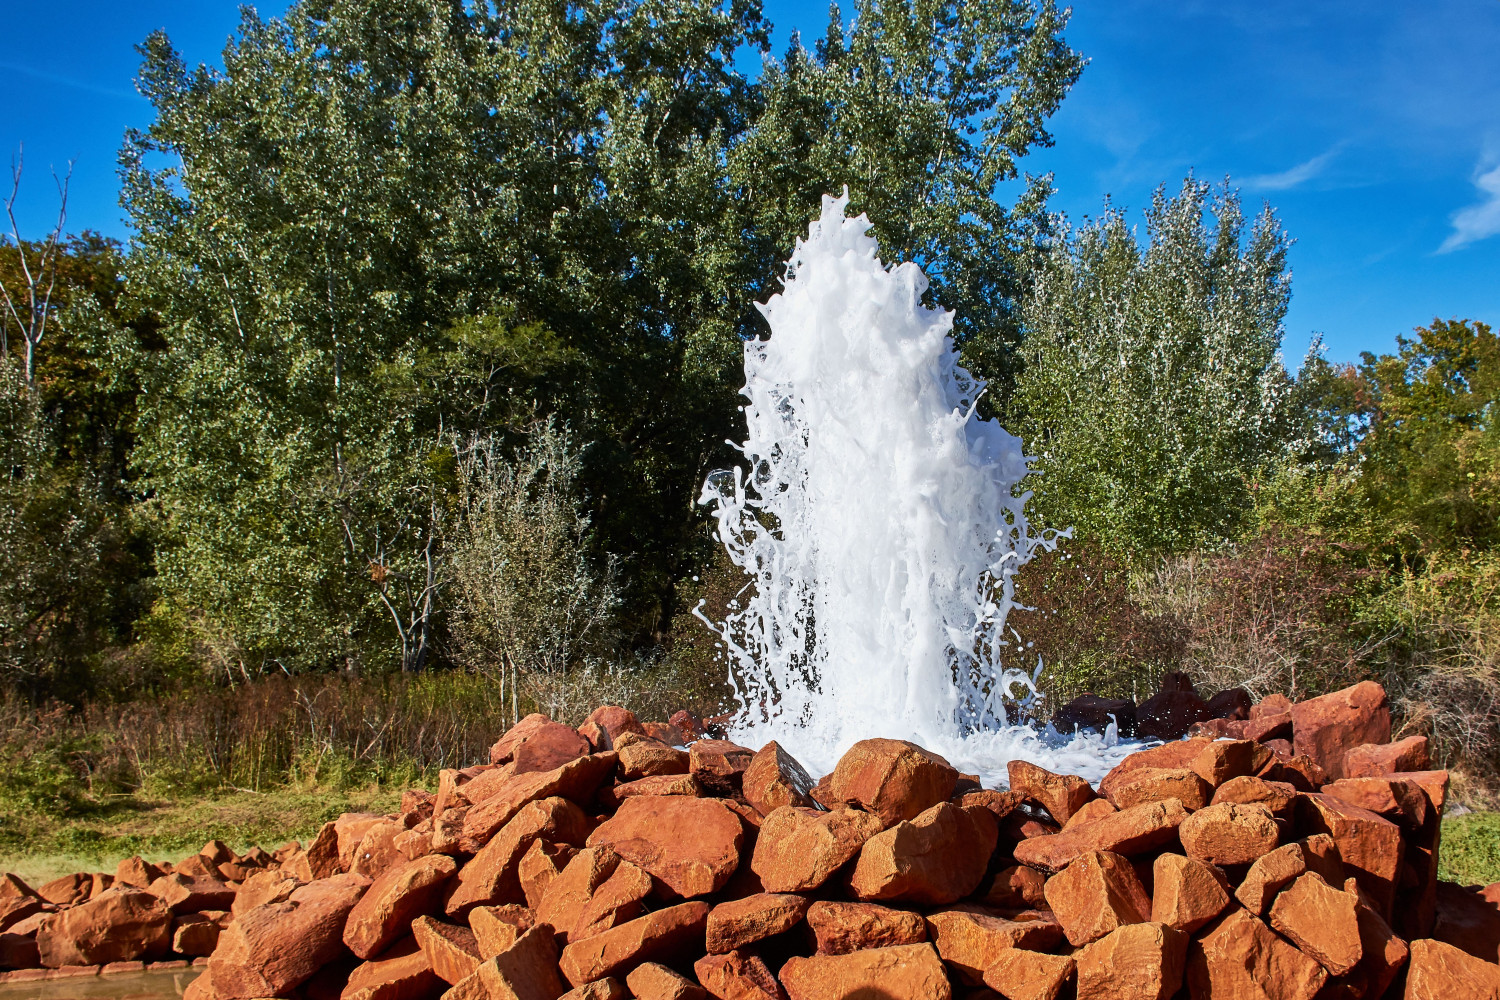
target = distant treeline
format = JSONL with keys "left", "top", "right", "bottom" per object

{"left": 0, "top": 0, "right": 1496, "bottom": 782}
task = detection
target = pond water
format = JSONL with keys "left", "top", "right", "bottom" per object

{"left": 0, "top": 968, "right": 201, "bottom": 1000}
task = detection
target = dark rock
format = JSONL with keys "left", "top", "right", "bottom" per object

{"left": 1136, "top": 672, "right": 1210, "bottom": 741}
{"left": 1054, "top": 694, "right": 1137, "bottom": 737}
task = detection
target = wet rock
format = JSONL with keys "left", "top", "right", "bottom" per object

{"left": 1268, "top": 872, "right": 1363, "bottom": 975}
{"left": 806, "top": 901, "right": 926, "bottom": 955}
{"left": 1043, "top": 850, "right": 1151, "bottom": 947}
{"left": 983, "top": 948, "right": 1075, "bottom": 1000}
{"left": 1291, "top": 681, "right": 1391, "bottom": 780}
{"left": 827, "top": 739, "right": 959, "bottom": 827}
{"left": 1343, "top": 734, "right": 1430, "bottom": 778}
{"left": 628, "top": 961, "right": 710, "bottom": 1000}
{"left": 705, "top": 893, "right": 810, "bottom": 954}
{"left": 1012, "top": 799, "right": 1190, "bottom": 874}
{"left": 1406, "top": 938, "right": 1500, "bottom": 1000}
{"left": 557, "top": 902, "right": 709, "bottom": 987}
{"left": 588, "top": 795, "right": 745, "bottom": 899}
{"left": 1150, "top": 853, "right": 1230, "bottom": 933}
{"left": 1185, "top": 908, "right": 1327, "bottom": 1000}
{"left": 1054, "top": 694, "right": 1136, "bottom": 736}
{"left": 742, "top": 742, "right": 817, "bottom": 816}
{"left": 35, "top": 888, "right": 172, "bottom": 967}
{"left": 924, "top": 905, "right": 1064, "bottom": 984}
{"left": 752, "top": 806, "right": 884, "bottom": 893}
{"left": 447, "top": 796, "right": 591, "bottom": 918}
{"left": 1106, "top": 767, "right": 1212, "bottom": 811}
{"left": 1075, "top": 921, "right": 1187, "bottom": 1000}
{"left": 779, "top": 943, "right": 952, "bottom": 1000}
{"left": 694, "top": 950, "right": 785, "bottom": 1000}
{"left": 1007, "top": 760, "right": 1097, "bottom": 825}
{"left": 848, "top": 802, "right": 998, "bottom": 906}
{"left": 669, "top": 710, "right": 706, "bottom": 743}
{"left": 1177, "top": 802, "right": 1279, "bottom": 866}
{"left": 1136, "top": 672, "right": 1211, "bottom": 741}
{"left": 411, "top": 915, "right": 481, "bottom": 985}
{"left": 1205, "top": 687, "right": 1252, "bottom": 721}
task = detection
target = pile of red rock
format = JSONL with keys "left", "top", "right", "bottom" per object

{"left": 2, "top": 679, "right": 1498, "bottom": 1000}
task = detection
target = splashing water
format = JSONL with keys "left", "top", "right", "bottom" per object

{"left": 697, "top": 193, "right": 1142, "bottom": 785}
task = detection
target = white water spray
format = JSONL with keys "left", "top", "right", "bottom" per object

{"left": 698, "top": 193, "right": 1140, "bottom": 785}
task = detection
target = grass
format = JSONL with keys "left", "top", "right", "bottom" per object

{"left": 0, "top": 783, "right": 404, "bottom": 885}
{"left": 1440, "top": 811, "right": 1500, "bottom": 886}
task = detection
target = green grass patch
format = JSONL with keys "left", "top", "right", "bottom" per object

{"left": 0, "top": 783, "right": 404, "bottom": 885}
{"left": 1439, "top": 811, "right": 1500, "bottom": 886}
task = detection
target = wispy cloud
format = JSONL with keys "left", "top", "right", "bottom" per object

{"left": 0, "top": 60, "right": 138, "bottom": 102}
{"left": 1439, "top": 157, "right": 1500, "bottom": 253}
{"left": 1242, "top": 146, "right": 1342, "bottom": 191}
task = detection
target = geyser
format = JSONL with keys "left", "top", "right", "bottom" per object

{"left": 699, "top": 193, "right": 1139, "bottom": 784}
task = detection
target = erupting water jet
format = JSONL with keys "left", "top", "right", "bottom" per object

{"left": 698, "top": 193, "right": 1142, "bottom": 784}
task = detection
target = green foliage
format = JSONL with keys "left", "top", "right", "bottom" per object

{"left": 116, "top": 0, "right": 1084, "bottom": 674}
{"left": 1439, "top": 812, "right": 1500, "bottom": 885}
{"left": 1015, "top": 177, "right": 1296, "bottom": 557}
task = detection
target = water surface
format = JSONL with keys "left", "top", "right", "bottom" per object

{"left": 0, "top": 968, "right": 201, "bottom": 1000}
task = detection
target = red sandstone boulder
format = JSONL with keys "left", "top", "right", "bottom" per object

{"left": 447, "top": 796, "right": 591, "bottom": 917}
{"left": 170, "top": 911, "right": 223, "bottom": 957}
{"left": 572, "top": 860, "right": 653, "bottom": 942}
{"left": 342, "top": 934, "right": 440, "bottom": 1000}
{"left": 1135, "top": 672, "right": 1211, "bottom": 741}
{"left": 1098, "top": 740, "right": 1212, "bottom": 802}
{"left": 1299, "top": 793, "right": 1403, "bottom": 916}
{"left": 600, "top": 773, "right": 704, "bottom": 808}
{"left": 806, "top": 901, "right": 926, "bottom": 955}
{"left": 557, "top": 902, "right": 709, "bottom": 986}
{"left": 114, "top": 856, "right": 164, "bottom": 889}
{"left": 539, "top": 847, "right": 622, "bottom": 942}
{"left": 694, "top": 949, "right": 785, "bottom": 1000}
{"left": 827, "top": 739, "right": 959, "bottom": 827}
{"left": 1344, "top": 734, "right": 1430, "bottom": 777}
{"left": 288, "top": 821, "right": 342, "bottom": 882}
{"left": 1013, "top": 799, "right": 1189, "bottom": 873}
{"left": 688, "top": 739, "right": 755, "bottom": 797}
{"left": 411, "top": 915, "right": 480, "bottom": 985}
{"left": 460, "top": 752, "right": 617, "bottom": 852}
{"left": 148, "top": 873, "right": 237, "bottom": 914}
{"left": 1150, "top": 853, "right": 1229, "bottom": 933}
{"left": 779, "top": 943, "right": 952, "bottom": 1000}
{"left": 741, "top": 742, "right": 816, "bottom": 816}
{"left": 519, "top": 839, "right": 576, "bottom": 910}
{"left": 512, "top": 722, "right": 593, "bottom": 775}
{"left": 1107, "top": 767, "right": 1212, "bottom": 811}
{"left": 470, "top": 903, "right": 535, "bottom": 959}
{"left": 1404, "top": 938, "right": 1500, "bottom": 1000}
{"left": 1185, "top": 908, "right": 1327, "bottom": 1000}
{"left": 209, "top": 873, "right": 370, "bottom": 998}
{"left": 579, "top": 706, "right": 647, "bottom": 751}
{"left": 560, "top": 978, "right": 629, "bottom": 1000}
{"left": 1007, "top": 759, "right": 1097, "bottom": 824}
{"left": 614, "top": 732, "right": 690, "bottom": 781}
{"left": 1178, "top": 801, "right": 1279, "bottom": 866}
{"left": 628, "top": 962, "right": 709, "bottom": 1000}
{"left": 1291, "top": 681, "right": 1391, "bottom": 780}
{"left": 752, "top": 806, "right": 884, "bottom": 893}
{"left": 1063, "top": 797, "right": 1118, "bottom": 830}
{"left": 983, "top": 949, "right": 1076, "bottom": 1000}
{"left": 705, "top": 893, "right": 810, "bottom": 954}
{"left": 1433, "top": 880, "right": 1500, "bottom": 964}
{"left": 1322, "top": 776, "right": 1429, "bottom": 829}
{"left": 1269, "top": 872, "right": 1363, "bottom": 975}
{"left": 1210, "top": 774, "right": 1297, "bottom": 819}
{"left": 1075, "top": 921, "right": 1187, "bottom": 1000}
{"left": 35, "top": 888, "right": 172, "bottom": 967}
{"left": 467, "top": 924, "right": 567, "bottom": 1000}
{"left": 848, "top": 802, "right": 998, "bottom": 906}
{"left": 923, "top": 905, "right": 1063, "bottom": 984}
{"left": 587, "top": 795, "right": 745, "bottom": 898}
{"left": 1043, "top": 850, "right": 1151, "bottom": 946}
{"left": 979, "top": 864, "right": 1048, "bottom": 909}
{"left": 1235, "top": 841, "right": 1311, "bottom": 915}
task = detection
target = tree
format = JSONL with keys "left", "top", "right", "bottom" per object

{"left": 1015, "top": 177, "right": 1297, "bottom": 556}
{"left": 118, "top": 0, "right": 1085, "bottom": 672}
{"left": 0, "top": 147, "right": 72, "bottom": 383}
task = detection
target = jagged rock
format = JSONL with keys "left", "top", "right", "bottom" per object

{"left": 983, "top": 948, "right": 1075, "bottom": 1000}
{"left": 1074, "top": 921, "right": 1187, "bottom": 1000}
{"left": 579, "top": 706, "right": 647, "bottom": 751}
{"left": 693, "top": 949, "right": 786, "bottom": 1000}
{"left": 342, "top": 935, "right": 440, "bottom": 1000}
{"left": 705, "top": 893, "right": 810, "bottom": 954}
{"left": 572, "top": 860, "right": 653, "bottom": 942}
{"left": 35, "top": 888, "right": 172, "bottom": 967}
{"left": 741, "top": 742, "right": 816, "bottom": 816}
{"left": 208, "top": 873, "right": 370, "bottom": 998}
{"left": 1343, "top": 734, "right": 1430, "bottom": 777}
{"left": 447, "top": 796, "right": 591, "bottom": 918}
{"left": 688, "top": 739, "right": 756, "bottom": 798}
{"left": 1404, "top": 938, "right": 1500, "bottom": 1000}
{"left": 978, "top": 864, "right": 1048, "bottom": 909}
{"left": 628, "top": 961, "right": 709, "bottom": 1000}
{"left": 518, "top": 839, "right": 576, "bottom": 910}
{"left": 412, "top": 915, "right": 481, "bottom": 985}
{"left": 470, "top": 904, "right": 535, "bottom": 960}
{"left": 1043, "top": 850, "right": 1151, "bottom": 947}
{"left": 1106, "top": 767, "right": 1212, "bottom": 811}
{"left": 557, "top": 902, "right": 710, "bottom": 986}
{"left": 1150, "top": 853, "right": 1230, "bottom": 933}
{"left": 1290, "top": 681, "right": 1391, "bottom": 780}
{"left": 587, "top": 795, "right": 745, "bottom": 899}
{"left": 1013, "top": 799, "right": 1189, "bottom": 873}
{"left": 1007, "top": 760, "right": 1097, "bottom": 825}
{"left": 780, "top": 943, "right": 952, "bottom": 1000}
{"left": 806, "top": 901, "right": 927, "bottom": 955}
{"left": 1185, "top": 908, "right": 1327, "bottom": 1000}
{"left": 752, "top": 806, "right": 883, "bottom": 893}
{"left": 827, "top": 739, "right": 959, "bottom": 827}
{"left": 613, "top": 732, "right": 690, "bottom": 781}
{"left": 1177, "top": 802, "right": 1279, "bottom": 866}
{"left": 1433, "top": 880, "right": 1500, "bottom": 964}
{"left": 1299, "top": 793, "right": 1403, "bottom": 916}
{"left": 1209, "top": 775, "right": 1297, "bottom": 819}
{"left": 923, "top": 905, "right": 1063, "bottom": 984}
{"left": 848, "top": 802, "right": 998, "bottom": 906}
{"left": 1269, "top": 872, "right": 1363, "bottom": 975}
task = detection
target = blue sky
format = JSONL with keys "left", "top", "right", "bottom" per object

{"left": 3, "top": 1, "right": 1497, "bottom": 364}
